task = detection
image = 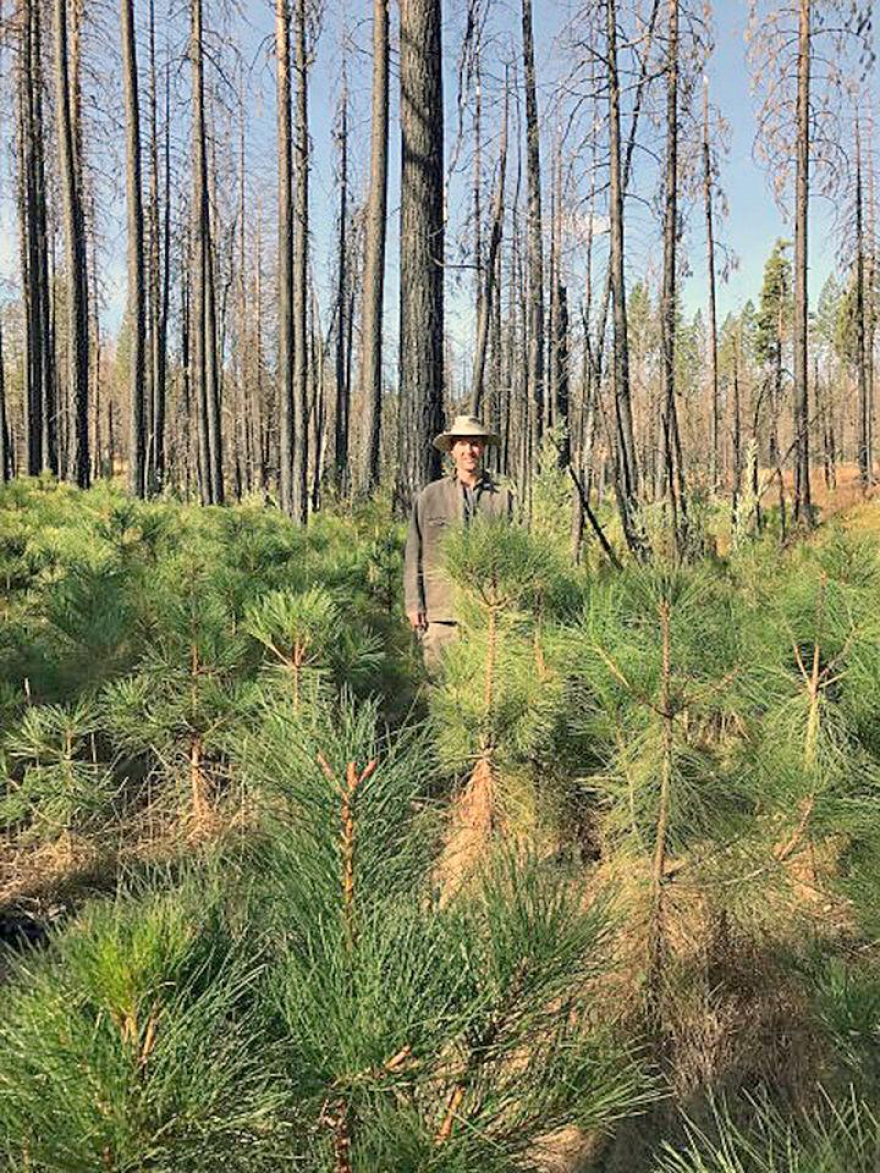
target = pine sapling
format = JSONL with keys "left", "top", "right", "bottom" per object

{"left": 433, "top": 520, "right": 563, "bottom": 887}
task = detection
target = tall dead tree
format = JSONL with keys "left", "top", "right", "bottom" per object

{"left": 276, "top": 0, "right": 294, "bottom": 514}
{"left": 749, "top": 0, "right": 873, "bottom": 523}
{"left": 521, "top": 0, "right": 544, "bottom": 460}
{"left": 17, "top": 0, "right": 55, "bottom": 474}
{"left": 147, "top": 0, "right": 166, "bottom": 490}
{"left": 235, "top": 73, "right": 251, "bottom": 496}
{"left": 548, "top": 133, "right": 570, "bottom": 466}
{"left": 332, "top": 58, "right": 350, "bottom": 494}
{"left": 121, "top": 0, "right": 146, "bottom": 497}
{"left": 291, "top": 0, "right": 309, "bottom": 523}
{"left": 660, "top": 0, "right": 688, "bottom": 548}
{"left": 606, "top": 0, "right": 643, "bottom": 554}
{"left": 791, "top": 0, "right": 811, "bottom": 522}
{"left": 867, "top": 127, "right": 877, "bottom": 486}
{"left": 703, "top": 77, "right": 720, "bottom": 491}
{"left": 472, "top": 79, "right": 508, "bottom": 418}
{"left": 397, "top": 0, "right": 445, "bottom": 504}
{"left": 190, "top": 0, "right": 224, "bottom": 504}
{"left": 0, "top": 313, "right": 9, "bottom": 481}
{"left": 358, "top": 0, "right": 390, "bottom": 496}
{"left": 55, "top": 0, "right": 89, "bottom": 486}
{"left": 855, "top": 116, "right": 870, "bottom": 489}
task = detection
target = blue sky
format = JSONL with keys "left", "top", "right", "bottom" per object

{"left": 0, "top": 0, "right": 854, "bottom": 351}
{"left": 683, "top": 2, "right": 840, "bottom": 320}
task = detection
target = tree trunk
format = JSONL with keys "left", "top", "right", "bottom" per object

{"left": 358, "top": 0, "right": 390, "bottom": 497}
{"left": 703, "top": 77, "right": 719, "bottom": 493}
{"left": 521, "top": 0, "right": 544, "bottom": 460}
{"left": 292, "top": 0, "right": 309, "bottom": 524}
{"left": 159, "top": 43, "right": 171, "bottom": 486}
{"left": 333, "top": 62, "right": 350, "bottom": 495}
{"left": 553, "top": 283, "right": 570, "bottom": 467}
{"left": 660, "top": 0, "right": 688, "bottom": 550}
{"left": 855, "top": 118, "right": 869, "bottom": 491}
{"left": 471, "top": 84, "right": 507, "bottom": 417}
{"left": 147, "top": 0, "right": 165, "bottom": 491}
{"left": 55, "top": 0, "right": 89, "bottom": 486}
{"left": 17, "top": 0, "right": 41, "bottom": 474}
{"left": 190, "top": 0, "right": 223, "bottom": 504}
{"left": 180, "top": 259, "right": 194, "bottom": 495}
{"left": 236, "top": 74, "right": 250, "bottom": 497}
{"left": 276, "top": 0, "right": 295, "bottom": 513}
{"left": 121, "top": 0, "right": 146, "bottom": 497}
{"left": 731, "top": 343, "right": 742, "bottom": 526}
{"left": 397, "top": 0, "right": 445, "bottom": 506}
{"left": 33, "top": 0, "right": 56, "bottom": 475}
{"left": 0, "top": 313, "right": 9, "bottom": 481}
{"left": 793, "top": 0, "right": 812, "bottom": 522}
{"left": 254, "top": 206, "right": 267, "bottom": 492}
{"left": 866, "top": 131, "right": 876, "bottom": 486}
{"left": 606, "top": 0, "right": 643, "bottom": 555}
{"left": 18, "top": 0, "right": 55, "bottom": 475}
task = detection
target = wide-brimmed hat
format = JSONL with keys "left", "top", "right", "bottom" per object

{"left": 433, "top": 414, "right": 500, "bottom": 452}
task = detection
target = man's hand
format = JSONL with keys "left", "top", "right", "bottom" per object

{"left": 408, "top": 610, "right": 427, "bottom": 633}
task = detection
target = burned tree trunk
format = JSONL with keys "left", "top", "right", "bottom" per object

{"left": 397, "top": 0, "right": 445, "bottom": 505}
{"left": 55, "top": 0, "right": 89, "bottom": 486}
{"left": 793, "top": 0, "right": 812, "bottom": 522}
{"left": 292, "top": 0, "right": 310, "bottom": 523}
{"left": 333, "top": 62, "right": 350, "bottom": 495}
{"left": 703, "top": 78, "right": 719, "bottom": 492}
{"left": 121, "top": 0, "right": 146, "bottom": 496}
{"left": 358, "top": 0, "right": 390, "bottom": 497}
{"left": 660, "top": 0, "right": 688, "bottom": 549}
{"left": 606, "top": 0, "right": 643, "bottom": 555}
{"left": 521, "top": 0, "right": 544, "bottom": 460}
{"left": 276, "top": 0, "right": 295, "bottom": 514}
{"left": 855, "top": 118, "right": 870, "bottom": 491}
{"left": 472, "top": 85, "right": 507, "bottom": 418}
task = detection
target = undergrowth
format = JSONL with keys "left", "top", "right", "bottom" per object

{"left": 0, "top": 477, "right": 879, "bottom": 1170}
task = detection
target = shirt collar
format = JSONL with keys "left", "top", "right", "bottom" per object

{"left": 452, "top": 469, "right": 490, "bottom": 491}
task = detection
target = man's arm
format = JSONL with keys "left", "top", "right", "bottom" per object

{"left": 403, "top": 495, "right": 427, "bottom": 629}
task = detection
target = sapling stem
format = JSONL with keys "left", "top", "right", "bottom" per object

{"left": 316, "top": 752, "right": 378, "bottom": 1170}
{"left": 649, "top": 599, "right": 673, "bottom": 1004}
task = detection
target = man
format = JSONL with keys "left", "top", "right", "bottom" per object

{"left": 404, "top": 414, "right": 513, "bottom": 670}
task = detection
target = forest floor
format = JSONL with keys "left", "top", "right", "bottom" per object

{"left": 1, "top": 470, "right": 877, "bottom": 952}
{"left": 1, "top": 473, "right": 880, "bottom": 1171}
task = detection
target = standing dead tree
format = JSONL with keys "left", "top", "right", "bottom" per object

{"left": 276, "top": 0, "right": 295, "bottom": 514}
{"left": 16, "top": 0, "right": 55, "bottom": 475}
{"left": 54, "top": 0, "right": 89, "bottom": 486}
{"left": 121, "top": 0, "right": 145, "bottom": 497}
{"left": 357, "top": 0, "right": 390, "bottom": 497}
{"left": 190, "top": 0, "right": 224, "bottom": 505}
{"left": 748, "top": 0, "right": 873, "bottom": 525}
{"left": 291, "top": 0, "right": 312, "bottom": 524}
{"left": 520, "top": 0, "right": 544, "bottom": 462}
{"left": 397, "top": 0, "right": 445, "bottom": 507}
{"left": 835, "top": 94, "right": 879, "bottom": 492}
{"left": 560, "top": 0, "right": 663, "bottom": 557}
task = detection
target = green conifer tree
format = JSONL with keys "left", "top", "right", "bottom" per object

{"left": 242, "top": 696, "right": 643, "bottom": 1169}
{"left": 430, "top": 519, "right": 572, "bottom": 881}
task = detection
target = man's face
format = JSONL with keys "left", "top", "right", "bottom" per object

{"left": 450, "top": 437, "right": 486, "bottom": 478}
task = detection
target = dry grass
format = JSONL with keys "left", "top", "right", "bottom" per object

{"left": 784, "top": 462, "right": 880, "bottom": 522}
{"left": 577, "top": 833, "right": 851, "bottom": 1107}
{"left": 433, "top": 755, "right": 497, "bottom": 899}
{"left": 0, "top": 797, "right": 258, "bottom": 929}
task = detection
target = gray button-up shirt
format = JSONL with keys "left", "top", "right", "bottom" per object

{"left": 404, "top": 472, "right": 514, "bottom": 623}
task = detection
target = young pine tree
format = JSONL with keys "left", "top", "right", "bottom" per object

{"left": 242, "top": 696, "right": 644, "bottom": 1170}
{"left": 430, "top": 519, "right": 573, "bottom": 883}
